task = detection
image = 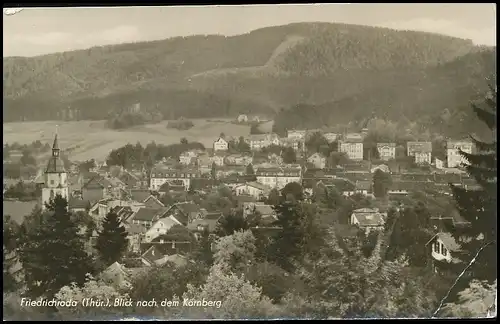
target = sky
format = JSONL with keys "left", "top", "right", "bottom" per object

{"left": 3, "top": 4, "right": 497, "bottom": 57}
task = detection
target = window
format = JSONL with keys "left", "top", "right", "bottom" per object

{"left": 433, "top": 241, "right": 439, "bottom": 253}
{"left": 50, "top": 180, "right": 55, "bottom": 185}
{"left": 443, "top": 247, "right": 448, "bottom": 256}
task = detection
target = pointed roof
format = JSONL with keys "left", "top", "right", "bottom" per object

{"left": 45, "top": 133, "right": 66, "bottom": 173}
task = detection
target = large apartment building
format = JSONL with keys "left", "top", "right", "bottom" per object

{"left": 255, "top": 165, "right": 302, "bottom": 190}
{"left": 149, "top": 165, "right": 200, "bottom": 191}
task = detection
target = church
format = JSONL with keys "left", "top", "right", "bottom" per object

{"left": 41, "top": 132, "right": 69, "bottom": 210}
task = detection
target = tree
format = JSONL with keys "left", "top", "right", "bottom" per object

{"left": 215, "top": 210, "right": 250, "bottom": 238}
{"left": 266, "top": 188, "right": 281, "bottom": 206}
{"left": 20, "top": 150, "right": 36, "bottom": 166}
{"left": 95, "top": 210, "right": 129, "bottom": 267}
{"left": 54, "top": 274, "right": 131, "bottom": 320}
{"left": 211, "top": 162, "right": 217, "bottom": 180}
{"left": 305, "top": 132, "right": 329, "bottom": 154}
{"left": 450, "top": 84, "right": 497, "bottom": 282}
{"left": 372, "top": 169, "right": 392, "bottom": 198}
{"left": 282, "top": 147, "right": 297, "bottom": 164}
{"left": 180, "top": 137, "right": 189, "bottom": 145}
{"left": 245, "top": 163, "right": 257, "bottom": 181}
{"left": 237, "top": 136, "right": 251, "bottom": 153}
{"left": 212, "top": 230, "right": 257, "bottom": 272}
{"left": 440, "top": 279, "right": 497, "bottom": 318}
{"left": 281, "top": 182, "right": 304, "bottom": 202}
{"left": 328, "top": 151, "right": 349, "bottom": 167}
{"left": 19, "top": 195, "right": 95, "bottom": 299}
{"left": 191, "top": 228, "right": 214, "bottom": 267}
{"left": 3, "top": 215, "right": 21, "bottom": 292}
{"left": 219, "top": 132, "right": 225, "bottom": 139}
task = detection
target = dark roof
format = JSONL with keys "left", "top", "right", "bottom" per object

{"left": 130, "top": 190, "right": 152, "bottom": 203}
{"left": 45, "top": 155, "right": 66, "bottom": 173}
{"left": 132, "top": 207, "right": 168, "bottom": 222}
{"left": 126, "top": 223, "right": 147, "bottom": 235}
{"left": 83, "top": 176, "right": 106, "bottom": 189}
{"left": 68, "top": 198, "right": 90, "bottom": 210}
{"left": 141, "top": 241, "right": 193, "bottom": 256}
{"left": 425, "top": 232, "right": 462, "bottom": 252}
{"left": 204, "top": 212, "right": 223, "bottom": 220}
{"left": 141, "top": 246, "right": 165, "bottom": 264}
{"left": 187, "top": 218, "right": 219, "bottom": 233}
{"left": 175, "top": 202, "right": 201, "bottom": 214}
{"left": 144, "top": 195, "right": 165, "bottom": 207}
{"left": 407, "top": 141, "right": 432, "bottom": 154}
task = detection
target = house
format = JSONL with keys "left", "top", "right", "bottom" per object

{"left": 224, "top": 154, "right": 253, "bottom": 166}
{"left": 144, "top": 216, "right": 182, "bottom": 243}
{"left": 128, "top": 189, "right": 152, "bottom": 204}
{"left": 407, "top": 142, "right": 432, "bottom": 165}
{"left": 237, "top": 114, "right": 249, "bottom": 123}
{"left": 267, "top": 153, "right": 283, "bottom": 165}
{"left": 111, "top": 206, "right": 136, "bottom": 224}
{"left": 158, "top": 180, "right": 186, "bottom": 195}
{"left": 323, "top": 132, "right": 339, "bottom": 143}
{"left": 255, "top": 165, "right": 302, "bottom": 190}
{"left": 246, "top": 134, "right": 280, "bottom": 150}
{"left": 338, "top": 137, "right": 364, "bottom": 161}
{"left": 447, "top": 140, "right": 473, "bottom": 168}
{"left": 279, "top": 137, "right": 300, "bottom": 151}
{"left": 307, "top": 153, "right": 327, "bottom": 169}
{"left": 149, "top": 166, "right": 199, "bottom": 191}
{"left": 287, "top": 130, "right": 306, "bottom": 140}
{"left": 243, "top": 202, "right": 276, "bottom": 220}
{"left": 81, "top": 176, "right": 109, "bottom": 202}
{"left": 130, "top": 207, "right": 169, "bottom": 229}
{"left": 216, "top": 165, "right": 247, "bottom": 178}
{"left": 425, "top": 232, "right": 463, "bottom": 264}
{"left": 179, "top": 151, "right": 199, "bottom": 165}
{"left": 376, "top": 143, "right": 396, "bottom": 161}
{"left": 98, "top": 262, "right": 132, "bottom": 290}
{"left": 233, "top": 181, "right": 271, "bottom": 200}
{"left": 213, "top": 137, "right": 229, "bottom": 151}
{"left": 68, "top": 197, "right": 91, "bottom": 213}
{"left": 354, "top": 180, "right": 372, "bottom": 196}
{"left": 350, "top": 208, "right": 386, "bottom": 234}
{"left": 142, "top": 195, "right": 165, "bottom": 209}
{"left": 187, "top": 218, "right": 220, "bottom": 239}
{"left": 164, "top": 202, "right": 204, "bottom": 226}
{"left": 141, "top": 246, "right": 167, "bottom": 267}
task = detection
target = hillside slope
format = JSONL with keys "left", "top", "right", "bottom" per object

{"left": 2, "top": 22, "right": 488, "bottom": 127}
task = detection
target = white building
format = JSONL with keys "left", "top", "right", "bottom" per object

{"left": 224, "top": 154, "right": 253, "bottom": 166}
{"left": 287, "top": 130, "right": 306, "bottom": 140}
{"left": 338, "top": 138, "right": 364, "bottom": 161}
{"left": 237, "top": 114, "right": 248, "bottom": 123}
{"left": 279, "top": 137, "right": 300, "bottom": 151}
{"left": 425, "top": 232, "right": 462, "bottom": 264}
{"left": 149, "top": 166, "right": 199, "bottom": 191}
{"left": 407, "top": 141, "right": 432, "bottom": 165}
{"left": 41, "top": 133, "right": 69, "bottom": 210}
{"left": 213, "top": 137, "right": 229, "bottom": 151}
{"left": 255, "top": 165, "right": 302, "bottom": 190}
{"left": 144, "top": 216, "right": 181, "bottom": 243}
{"left": 447, "top": 140, "right": 473, "bottom": 168}
{"left": 376, "top": 143, "right": 396, "bottom": 161}
{"left": 246, "top": 134, "right": 280, "bottom": 150}
{"left": 179, "top": 151, "right": 198, "bottom": 165}
{"left": 435, "top": 158, "right": 445, "bottom": 170}
{"left": 233, "top": 182, "right": 271, "bottom": 200}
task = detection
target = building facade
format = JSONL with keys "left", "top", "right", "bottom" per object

{"left": 407, "top": 141, "right": 432, "bottom": 165}
{"left": 287, "top": 130, "right": 306, "bottom": 140}
{"left": 338, "top": 139, "right": 364, "bottom": 161}
{"left": 376, "top": 143, "right": 396, "bottom": 161}
{"left": 149, "top": 166, "right": 199, "bottom": 191}
{"left": 255, "top": 166, "right": 302, "bottom": 190}
{"left": 213, "top": 137, "right": 229, "bottom": 151}
{"left": 42, "top": 133, "right": 69, "bottom": 210}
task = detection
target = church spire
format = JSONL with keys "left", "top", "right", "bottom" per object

{"left": 52, "top": 126, "right": 60, "bottom": 156}
{"left": 46, "top": 128, "right": 65, "bottom": 173}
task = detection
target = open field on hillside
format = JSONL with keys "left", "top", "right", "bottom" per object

{"left": 3, "top": 119, "right": 250, "bottom": 162}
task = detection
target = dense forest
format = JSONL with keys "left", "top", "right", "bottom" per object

{"left": 2, "top": 22, "right": 495, "bottom": 138}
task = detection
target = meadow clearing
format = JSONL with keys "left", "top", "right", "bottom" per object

{"left": 3, "top": 119, "right": 251, "bottom": 162}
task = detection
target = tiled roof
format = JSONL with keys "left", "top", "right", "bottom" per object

{"left": 141, "top": 246, "right": 165, "bottom": 264}
{"left": 68, "top": 198, "right": 91, "bottom": 210}
{"left": 187, "top": 218, "right": 219, "bottom": 233}
{"left": 175, "top": 202, "right": 201, "bottom": 214}
{"left": 129, "top": 190, "right": 152, "bottom": 203}
{"left": 427, "top": 232, "right": 462, "bottom": 252}
{"left": 132, "top": 207, "right": 168, "bottom": 222}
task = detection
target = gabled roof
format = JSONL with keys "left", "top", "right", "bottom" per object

{"left": 141, "top": 246, "right": 165, "bottom": 264}
{"left": 236, "top": 181, "right": 271, "bottom": 192}
{"left": 425, "top": 232, "right": 462, "bottom": 252}
{"left": 83, "top": 176, "right": 106, "bottom": 189}
{"left": 204, "top": 212, "right": 223, "bottom": 220}
{"left": 187, "top": 218, "right": 219, "bottom": 233}
{"left": 68, "top": 198, "right": 91, "bottom": 210}
{"left": 132, "top": 207, "right": 168, "bottom": 222}
{"left": 407, "top": 141, "right": 432, "bottom": 154}
{"left": 174, "top": 202, "right": 201, "bottom": 214}
{"left": 150, "top": 216, "right": 181, "bottom": 230}
{"left": 143, "top": 195, "right": 165, "bottom": 207}
{"left": 129, "top": 189, "right": 152, "bottom": 203}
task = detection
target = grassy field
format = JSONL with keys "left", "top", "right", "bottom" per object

{"left": 3, "top": 119, "right": 251, "bottom": 162}
{"left": 3, "top": 200, "right": 39, "bottom": 225}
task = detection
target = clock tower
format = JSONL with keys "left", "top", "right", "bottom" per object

{"left": 41, "top": 131, "right": 69, "bottom": 210}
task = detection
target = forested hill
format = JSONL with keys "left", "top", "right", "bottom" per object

{"left": 2, "top": 22, "right": 488, "bottom": 123}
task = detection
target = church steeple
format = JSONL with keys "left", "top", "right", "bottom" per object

{"left": 52, "top": 133, "right": 60, "bottom": 157}
{"left": 46, "top": 128, "right": 65, "bottom": 173}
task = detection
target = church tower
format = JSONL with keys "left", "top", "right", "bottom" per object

{"left": 41, "top": 131, "right": 68, "bottom": 210}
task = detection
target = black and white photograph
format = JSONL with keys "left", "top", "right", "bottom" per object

{"left": 2, "top": 4, "right": 497, "bottom": 320}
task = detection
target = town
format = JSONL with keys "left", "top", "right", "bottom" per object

{"left": 4, "top": 110, "right": 495, "bottom": 319}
